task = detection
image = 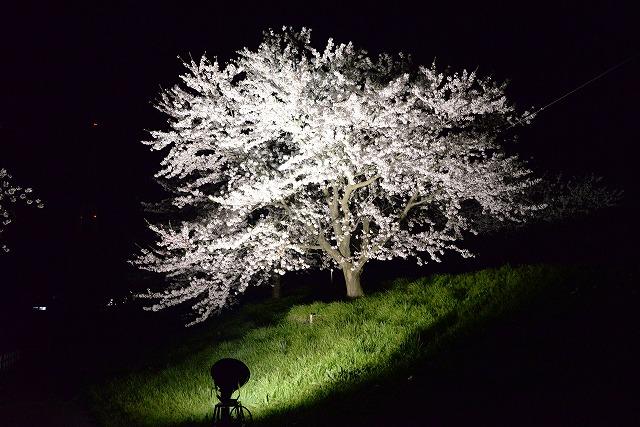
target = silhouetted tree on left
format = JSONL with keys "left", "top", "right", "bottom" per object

{"left": 0, "top": 168, "right": 43, "bottom": 253}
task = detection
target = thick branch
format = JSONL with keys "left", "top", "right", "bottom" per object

{"left": 317, "top": 232, "right": 344, "bottom": 265}
{"left": 337, "top": 175, "right": 380, "bottom": 259}
{"left": 324, "top": 184, "right": 348, "bottom": 257}
{"left": 356, "top": 191, "right": 433, "bottom": 268}
{"left": 400, "top": 192, "right": 419, "bottom": 219}
{"left": 341, "top": 175, "right": 381, "bottom": 214}
{"left": 400, "top": 193, "right": 434, "bottom": 220}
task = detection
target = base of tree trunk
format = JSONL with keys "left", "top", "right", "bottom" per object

{"left": 343, "top": 266, "right": 364, "bottom": 297}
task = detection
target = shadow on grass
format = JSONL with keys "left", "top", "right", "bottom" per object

{"left": 179, "top": 265, "right": 639, "bottom": 427}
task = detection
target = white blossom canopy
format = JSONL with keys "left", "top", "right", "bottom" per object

{"left": 135, "top": 28, "right": 544, "bottom": 324}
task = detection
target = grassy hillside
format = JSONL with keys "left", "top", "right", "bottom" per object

{"left": 88, "top": 264, "right": 639, "bottom": 426}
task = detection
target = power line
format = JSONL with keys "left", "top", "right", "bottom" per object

{"left": 505, "top": 52, "right": 639, "bottom": 131}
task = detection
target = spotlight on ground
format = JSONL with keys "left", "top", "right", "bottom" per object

{"left": 210, "top": 358, "right": 252, "bottom": 426}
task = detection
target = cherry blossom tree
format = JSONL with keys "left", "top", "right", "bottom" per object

{"left": 467, "top": 173, "right": 621, "bottom": 235}
{"left": 134, "top": 28, "right": 609, "bottom": 324}
{"left": 536, "top": 174, "right": 620, "bottom": 222}
{"left": 0, "top": 168, "right": 43, "bottom": 253}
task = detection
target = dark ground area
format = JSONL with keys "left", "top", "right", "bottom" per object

{"left": 1, "top": 160, "right": 638, "bottom": 427}
{"left": 398, "top": 269, "right": 640, "bottom": 427}
{"left": 257, "top": 264, "right": 640, "bottom": 427}
{"left": 1, "top": 256, "right": 639, "bottom": 426}
{"left": 0, "top": 308, "right": 163, "bottom": 426}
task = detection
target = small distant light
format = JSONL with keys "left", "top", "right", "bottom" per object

{"left": 92, "top": 122, "right": 99, "bottom": 127}
{"left": 92, "top": 213, "right": 97, "bottom": 219}
{"left": 33, "top": 306, "right": 47, "bottom": 311}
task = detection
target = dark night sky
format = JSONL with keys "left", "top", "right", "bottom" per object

{"left": 1, "top": 2, "right": 638, "bottom": 307}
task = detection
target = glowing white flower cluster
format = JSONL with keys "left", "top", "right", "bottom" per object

{"left": 135, "top": 28, "right": 544, "bottom": 324}
{"left": 0, "top": 168, "right": 44, "bottom": 253}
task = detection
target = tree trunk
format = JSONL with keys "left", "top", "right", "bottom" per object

{"left": 271, "top": 274, "right": 281, "bottom": 299}
{"left": 342, "top": 265, "right": 364, "bottom": 297}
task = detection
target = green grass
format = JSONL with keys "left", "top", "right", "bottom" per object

{"left": 88, "top": 264, "right": 629, "bottom": 426}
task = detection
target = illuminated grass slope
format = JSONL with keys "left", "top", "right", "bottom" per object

{"left": 89, "top": 264, "right": 625, "bottom": 426}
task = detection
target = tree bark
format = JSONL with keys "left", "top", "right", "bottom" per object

{"left": 342, "top": 265, "right": 364, "bottom": 297}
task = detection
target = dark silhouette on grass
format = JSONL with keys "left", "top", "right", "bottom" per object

{"left": 211, "top": 358, "right": 252, "bottom": 426}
